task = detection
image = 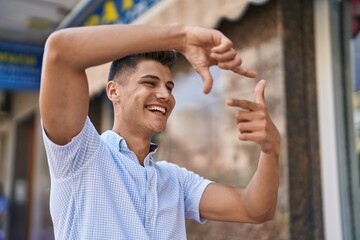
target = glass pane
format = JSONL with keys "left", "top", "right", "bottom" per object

{"left": 348, "top": 1, "right": 360, "bottom": 237}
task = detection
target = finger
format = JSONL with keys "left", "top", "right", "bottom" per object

{"left": 210, "top": 49, "right": 238, "bottom": 62}
{"left": 218, "top": 56, "right": 242, "bottom": 71}
{"left": 255, "top": 79, "right": 266, "bottom": 104}
{"left": 236, "top": 111, "right": 266, "bottom": 123}
{"left": 211, "top": 37, "right": 233, "bottom": 53}
{"left": 237, "top": 121, "right": 264, "bottom": 133}
{"left": 233, "top": 66, "right": 257, "bottom": 78}
{"left": 195, "top": 67, "right": 213, "bottom": 94}
{"left": 226, "top": 98, "right": 259, "bottom": 111}
{"left": 235, "top": 111, "right": 253, "bottom": 122}
{"left": 238, "top": 131, "right": 266, "bottom": 142}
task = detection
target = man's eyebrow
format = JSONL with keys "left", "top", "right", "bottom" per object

{"left": 141, "top": 74, "right": 175, "bottom": 87}
{"left": 141, "top": 74, "right": 160, "bottom": 80}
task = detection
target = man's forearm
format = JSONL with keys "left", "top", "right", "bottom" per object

{"left": 242, "top": 152, "right": 279, "bottom": 221}
{"left": 45, "top": 24, "right": 186, "bottom": 70}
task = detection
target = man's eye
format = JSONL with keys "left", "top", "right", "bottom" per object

{"left": 144, "top": 81, "right": 155, "bottom": 86}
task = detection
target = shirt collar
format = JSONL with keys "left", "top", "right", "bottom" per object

{"left": 101, "top": 130, "right": 158, "bottom": 154}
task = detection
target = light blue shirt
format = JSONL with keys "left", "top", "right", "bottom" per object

{"left": 42, "top": 117, "right": 212, "bottom": 240}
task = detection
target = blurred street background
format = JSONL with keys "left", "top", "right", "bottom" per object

{"left": 0, "top": 0, "right": 360, "bottom": 239}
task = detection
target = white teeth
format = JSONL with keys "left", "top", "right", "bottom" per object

{"left": 147, "top": 106, "right": 166, "bottom": 114}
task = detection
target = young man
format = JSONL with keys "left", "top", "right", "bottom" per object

{"left": 40, "top": 24, "right": 280, "bottom": 239}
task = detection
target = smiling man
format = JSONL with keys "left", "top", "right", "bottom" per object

{"left": 107, "top": 53, "right": 177, "bottom": 164}
{"left": 39, "top": 24, "right": 280, "bottom": 240}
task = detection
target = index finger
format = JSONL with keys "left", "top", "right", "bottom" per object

{"left": 233, "top": 66, "right": 257, "bottom": 78}
{"left": 226, "top": 98, "right": 260, "bottom": 111}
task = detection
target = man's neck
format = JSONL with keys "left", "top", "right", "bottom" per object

{"left": 112, "top": 125, "right": 152, "bottom": 166}
{"left": 126, "top": 137, "right": 152, "bottom": 166}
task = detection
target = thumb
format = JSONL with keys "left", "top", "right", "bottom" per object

{"left": 255, "top": 79, "right": 266, "bottom": 104}
{"left": 196, "top": 67, "right": 213, "bottom": 94}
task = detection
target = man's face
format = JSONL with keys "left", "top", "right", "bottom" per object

{"left": 113, "top": 59, "right": 175, "bottom": 136}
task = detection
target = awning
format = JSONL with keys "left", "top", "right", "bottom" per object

{"left": 134, "top": 0, "right": 271, "bottom": 27}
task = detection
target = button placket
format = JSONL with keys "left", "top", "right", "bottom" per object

{"left": 145, "top": 165, "right": 157, "bottom": 228}
{"left": 146, "top": 167, "right": 152, "bottom": 226}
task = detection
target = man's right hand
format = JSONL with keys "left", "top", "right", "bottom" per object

{"left": 179, "top": 26, "right": 257, "bottom": 94}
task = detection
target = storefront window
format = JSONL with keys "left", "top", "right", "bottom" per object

{"left": 351, "top": 34, "right": 360, "bottom": 178}
{"left": 339, "top": 0, "right": 360, "bottom": 238}
{"left": 349, "top": 11, "right": 360, "bottom": 240}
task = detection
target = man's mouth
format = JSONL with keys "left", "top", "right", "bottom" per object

{"left": 146, "top": 105, "right": 166, "bottom": 115}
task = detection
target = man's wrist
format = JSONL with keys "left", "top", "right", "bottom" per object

{"left": 167, "top": 23, "right": 186, "bottom": 53}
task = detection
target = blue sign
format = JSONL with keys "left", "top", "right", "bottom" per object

{"left": 0, "top": 41, "right": 43, "bottom": 91}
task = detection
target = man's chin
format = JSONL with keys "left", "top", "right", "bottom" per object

{"left": 150, "top": 125, "right": 166, "bottom": 134}
{"left": 152, "top": 127, "right": 165, "bottom": 134}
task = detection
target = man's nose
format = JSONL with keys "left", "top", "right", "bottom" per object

{"left": 155, "top": 86, "right": 171, "bottom": 101}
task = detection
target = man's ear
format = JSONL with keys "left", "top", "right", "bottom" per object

{"left": 106, "top": 81, "right": 121, "bottom": 102}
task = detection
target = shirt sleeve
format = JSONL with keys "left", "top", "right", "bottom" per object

{"left": 42, "top": 117, "right": 101, "bottom": 180}
{"left": 177, "top": 166, "right": 213, "bottom": 224}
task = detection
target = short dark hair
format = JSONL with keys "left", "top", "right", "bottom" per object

{"left": 108, "top": 50, "right": 177, "bottom": 81}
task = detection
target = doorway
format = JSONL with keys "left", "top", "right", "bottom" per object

{"left": 8, "top": 113, "right": 35, "bottom": 240}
